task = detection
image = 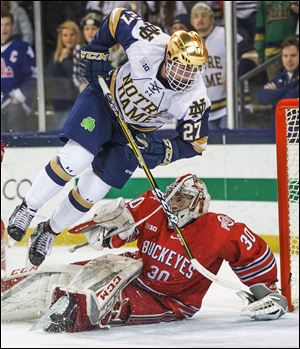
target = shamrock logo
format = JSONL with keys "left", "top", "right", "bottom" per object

{"left": 80, "top": 117, "right": 96, "bottom": 132}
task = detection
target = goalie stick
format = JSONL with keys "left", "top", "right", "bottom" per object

{"left": 98, "top": 75, "right": 245, "bottom": 292}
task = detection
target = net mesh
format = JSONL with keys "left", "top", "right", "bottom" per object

{"left": 286, "top": 107, "right": 299, "bottom": 308}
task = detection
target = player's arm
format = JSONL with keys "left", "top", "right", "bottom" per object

{"left": 89, "top": 8, "right": 140, "bottom": 51}
{"left": 174, "top": 106, "right": 210, "bottom": 159}
{"left": 220, "top": 220, "right": 288, "bottom": 320}
{"left": 124, "top": 107, "right": 210, "bottom": 169}
{"left": 80, "top": 8, "right": 141, "bottom": 89}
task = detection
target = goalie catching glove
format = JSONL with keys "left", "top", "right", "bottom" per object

{"left": 71, "top": 198, "right": 135, "bottom": 250}
{"left": 237, "top": 283, "right": 288, "bottom": 321}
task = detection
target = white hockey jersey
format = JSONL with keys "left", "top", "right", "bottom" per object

{"left": 92, "top": 8, "right": 211, "bottom": 132}
{"left": 203, "top": 26, "right": 243, "bottom": 121}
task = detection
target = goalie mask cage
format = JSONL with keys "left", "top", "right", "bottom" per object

{"left": 275, "top": 98, "right": 299, "bottom": 312}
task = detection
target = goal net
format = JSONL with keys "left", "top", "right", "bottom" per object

{"left": 275, "top": 98, "right": 299, "bottom": 311}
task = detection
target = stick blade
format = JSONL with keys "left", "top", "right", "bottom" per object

{"left": 68, "top": 220, "right": 96, "bottom": 234}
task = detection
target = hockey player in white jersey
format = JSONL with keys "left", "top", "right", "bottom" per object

{"left": 7, "top": 8, "right": 211, "bottom": 267}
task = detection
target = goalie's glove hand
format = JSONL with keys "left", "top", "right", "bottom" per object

{"left": 237, "top": 283, "right": 288, "bottom": 321}
{"left": 85, "top": 198, "right": 135, "bottom": 249}
{"left": 124, "top": 133, "right": 179, "bottom": 169}
{"left": 80, "top": 44, "right": 113, "bottom": 90}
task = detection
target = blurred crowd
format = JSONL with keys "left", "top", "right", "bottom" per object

{"left": 1, "top": 1, "right": 299, "bottom": 133}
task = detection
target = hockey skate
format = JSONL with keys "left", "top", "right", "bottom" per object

{"left": 7, "top": 200, "right": 37, "bottom": 243}
{"left": 31, "top": 293, "right": 77, "bottom": 332}
{"left": 28, "top": 221, "right": 56, "bottom": 266}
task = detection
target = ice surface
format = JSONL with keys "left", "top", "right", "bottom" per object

{"left": 1, "top": 246, "right": 299, "bottom": 348}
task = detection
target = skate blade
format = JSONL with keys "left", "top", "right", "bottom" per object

{"left": 30, "top": 294, "right": 70, "bottom": 331}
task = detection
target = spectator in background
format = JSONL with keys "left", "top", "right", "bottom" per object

{"left": 191, "top": 2, "right": 258, "bottom": 129}
{"left": 45, "top": 20, "right": 81, "bottom": 130}
{"left": 1, "top": 1, "right": 33, "bottom": 45}
{"left": 73, "top": 12, "right": 103, "bottom": 92}
{"left": 257, "top": 39, "right": 299, "bottom": 125}
{"left": 145, "top": 1, "right": 187, "bottom": 33}
{"left": 170, "top": 14, "right": 193, "bottom": 34}
{"left": 255, "top": 1, "right": 298, "bottom": 64}
{"left": 1, "top": 11, "right": 36, "bottom": 132}
{"left": 86, "top": 1, "right": 133, "bottom": 17}
{"left": 204, "top": 1, "right": 224, "bottom": 25}
{"left": 42, "top": 2, "right": 86, "bottom": 63}
{"left": 236, "top": 1, "right": 257, "bottom": 46}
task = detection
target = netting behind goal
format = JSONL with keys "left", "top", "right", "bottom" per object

{"left": 275, "top": 99, "right": 299, "bottom": 312}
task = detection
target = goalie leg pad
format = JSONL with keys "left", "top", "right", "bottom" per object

{"left": 1, "top": 265, "right": 80, "bottom": 321}
{"left": 43, "top": 254, "right": 143, "bottom": 331}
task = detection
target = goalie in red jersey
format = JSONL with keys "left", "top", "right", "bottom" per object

{"left": 1, "top": 174, "right": 287, "bottom": 332}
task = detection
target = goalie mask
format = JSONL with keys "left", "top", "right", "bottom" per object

{"left": 165, "top": 30, "right": 208, "bottom": 92}
{"left": 165, "top": 174, "right": 210, "bottom": 228}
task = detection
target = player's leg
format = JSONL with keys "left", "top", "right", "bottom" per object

{"left": 8, "top": 140, "right": 94, "bottom": 243}
{"left": 28, "top": 143, "right": 138, "bottom": 267}
{"left": 28, "top": 166, "right": 111, "bottom": 266}
{"left": 114, "top": 281, "right": 182, "bottom": 326}
{"left": 66, "top": 280, "right": 182, "bottom": 331}
{"left": 7, "top": 86, "right": 114, "bottom": 243}
{"left": 33, "top": 254, "right": 143, "bottom": 332}
{"left": 35, "top": 255, "right": 181, "bottom": 332}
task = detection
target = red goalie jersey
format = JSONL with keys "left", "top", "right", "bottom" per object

{"left": 1, "top": 174, "right": 280, "bottom": 332}
{"left": 109, "top": 189, "right": 277, "bottom": 319}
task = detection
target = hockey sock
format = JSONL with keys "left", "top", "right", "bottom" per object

{"left": 25, "top": 166, "right": 70, "bottom": 210}
{"left": 25, "top": 140, "right": 94, "bottom": 210}
{"left": 49, "top": 171, "right": 111, "bottom": 234}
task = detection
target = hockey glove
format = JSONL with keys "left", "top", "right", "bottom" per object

{"left": 237, "top": 283, "right": 288, "bottom": 320}
{"left": 74, "top": 198, "right": 135, "bottom": 250}
{"left": 124, "top": 133, "right": 179, "bottom": 169}
{"left": 80, "top": 44, "right": 113, "bottom": 90}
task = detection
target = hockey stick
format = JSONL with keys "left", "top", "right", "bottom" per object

{"left": 98, "top": 76, "right": 244, "bottom": 292}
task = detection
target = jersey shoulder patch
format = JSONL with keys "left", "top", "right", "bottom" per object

{"left": 214, "top": 213, "right": 236, "bottom": 231}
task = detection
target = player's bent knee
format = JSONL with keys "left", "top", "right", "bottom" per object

{"left": 77, "top": 169, "right": 111, "bottom": 204}
{"left": 58, "top": 139, "right": 94, "bottom": 176}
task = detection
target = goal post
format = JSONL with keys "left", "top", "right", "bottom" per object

{"left": 275, "top": 98, "right": 299, "bottom": 312}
